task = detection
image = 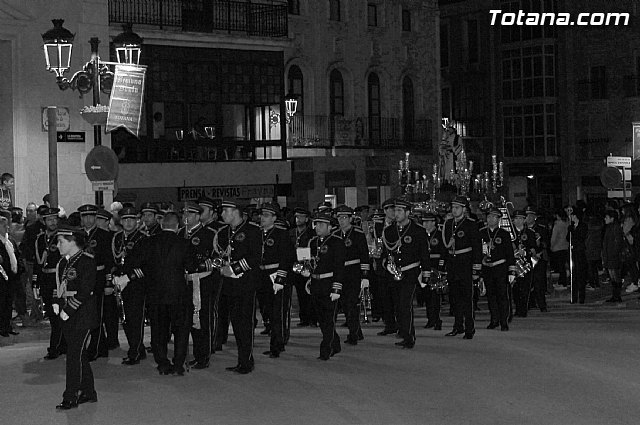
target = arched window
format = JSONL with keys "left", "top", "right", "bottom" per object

{"left": 368, "top": 73, "right": 381, "bottom": 145}
{"left": 402, "top": 76, "right": 415, "bottom": 145}
{"left": 329, "top": 0, "right": 341, "bottom": 21}
{"left": 329, "top": 69, "right": 344, "bottom": 143}
{"left": 287, "top": 65, "right": 304, "bottom": 114}
{"left": 288, "top": 0, "right": 300, "bottom": 15}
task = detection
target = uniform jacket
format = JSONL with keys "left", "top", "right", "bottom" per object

{"left": 425, "top": 226, "right": 446, "bottom": 272}
{"left": 143, "top": 222, "right": 162, "bottom": 237}
{"left": 214, "top": 220, "right": 262, "bottom": 295}
{"left": 57, "top": 251, "right": 98, "bottom": 331}
{"left": 84, "top": 226, "right": 114, "bottom": 289}
{"left": 338, "top": 225, "right": 370, "bottom": 280}
{"left": 442, "top": 216, "right": 482, "bottom": 278}
{"left": 20, "top": 221, "right": 44, "bottom": 263}
{"left": 381, "top": 220, "right": 430, "bottom": 280}
{"left": 32, "top": 231, "right": 61, "bottom": 288}
{"left": 178, "top": 223, "right": 217, "bottom": 272}
{"left": 513, "top": 226, "right": 538, "bottom": 260}
{"left": 480, "top": 226, "right": 516, "bottom": 275}
{"left": 112, "top": 228, "right": 148, "bottom": 291}
{"left": 308, "top": 233, "right": 346, "bottom": 296}
{"left": 602, "top": 222, "right": 624, "bottom": 270}
{"left": 261, "top": 225, "right": 294, "bottom": 285}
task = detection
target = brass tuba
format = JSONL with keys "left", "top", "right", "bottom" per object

{"left": 385, "top": 253, "right": 404, "bottom": 281}
{"left": 514, "top": 246, "right": 532, "bottom": 278}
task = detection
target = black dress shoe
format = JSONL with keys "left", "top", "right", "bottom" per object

{"left": 56, "top": 400, "right": 78, "bottom": 410}
{"left": 121, "top": 357, "right": 140, "bottom": 365}
{"left": 434, "top": 321, "right": 442, "bottom": 331}
{"left": 259, "top": 328, "right": 271, "bottom": 335}
{"left": 77, "top": 392, "right": 98, "bottom": 404}
{"left": 487, "top": 323, "right": 499, "bottom": 330}
{"left": 0, "top": 331, "right": 9, "bottom": 337}
{"left": 7, "top": 330, "right": 19, "bottom": 335}
{"left": 145, "top": 346, "right": 153, "bottom": 353}
{"left": 157, "top": 365, "right": 173, "bottom": 375}
{"left": 424, "top": 321, "right": 435, "bottom": 329}
{"left": 501, "top": 325, "right": 509, "bottom": 331}
{"left": 445, "top": 329, "right": 464, "bottom": 336}
{"left": 235, "top": 365, "right": 254, "bottom": 374}
{"left": 344, "top": 339, "right": 357, "bottom": 345}
{"left": 330, "top": 348, "right": 341, "bottom": 357}
{"left": 540, "top": 307, "right": 548, "bottom": 312}
{"left": 394, "top": 341, "right": 407, "bottom": 347}
{"left": 173, "top": 367, "right": 186, "bottom": 376}
{"left": 463, "top": 330, "right": 475, "bottom": 340}
{"left": 377, "top": 329, "right": 397, "bottom": 336}
{"left": 107, "top": 343, "right": 120, "bottom": 350}
{"left": 296, "top": 322, "right": 310, "bottom": 327}
{"left": 317, "top": 355, "right": 329, "bottom": 361}
{"left": 225, "top": 365, "right": 240, "bottom": 372}
{"left": 192, "top": 362, "right": 209, "bottom": 370}
{"left": 269, "top": 352, "right": 280, "bottom": 359}
{"left": 372, "top": 317, "right": 381, "bottom": 322}
{"left": 403, "top": 342, "right": 415, "bottom": 349}
{"left": 44, "top": 352, "right": 59, "bottom": 360}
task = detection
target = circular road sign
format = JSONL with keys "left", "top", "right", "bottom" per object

{"left": 600, "top": 166, "right": 622, "bottom": 190}
{"left": 85, "top": 146, "right": 119, "bottom": 182}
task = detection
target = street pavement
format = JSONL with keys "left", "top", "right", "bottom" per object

{"left": 2, "top": 293, "right": 640, "bottom": 425}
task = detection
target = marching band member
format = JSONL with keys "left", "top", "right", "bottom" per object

{"left": 258, "top": 202, "right": 294, "bottom": 358}
{"left": 443, "top": 196, "right": 482, "bottom": 339}
{"left": 215, "top": 200, "right": 262, "bottom": 374}
{"left": 367, "top": 209, "right": 385, "bottom": 322}
{"left": 422, "top": 213, "right": 444, "bottom": 331}
{"left": 32, "top": 207, "right": 65, "bottom": 358}
{"left": 290, "top": 208, "right": 317, "bottom": 327}
{"left": 525, "top": 207, "right": 549, "bottom": 312}
{"left": 140, "top": 202, "right": 162, "bottom": 236}
{"left": 111, "top": 207, "right": 148, "bottom": 365}
{"left": 380, "top": 199, "right": 429, "bottom": 348}
{"left": 377, "top": 198, "right": 399, "bottom": 336}
{"left": 78, "top": 204, "right": 117, "bottom": 359}
{"left": 307, "top": 212, "right": 345, "bottom": 360}
{"left": 334, "top": 205, "right": 369, "bottom": 345}
{"left": 511, "top": 210, "right": 537, "bottom": 317}
{"left": 178, "top": 201, "right": 217, "bottom": 370}
{"left": 480, "top": 207, "right": 515, "bottom": 331}
{"left": 54, "top": 225, "right": 98, "bottom": 409}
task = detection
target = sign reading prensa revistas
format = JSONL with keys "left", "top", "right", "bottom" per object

{"left": 106, "top": 64, "right": 146, "bottom": 136}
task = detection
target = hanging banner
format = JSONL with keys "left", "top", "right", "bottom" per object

{"left": 106, "top": 64, "right": 146, "bottom": 136}
{"left": 633, "top": 122, "right": 640, "bottom": 161}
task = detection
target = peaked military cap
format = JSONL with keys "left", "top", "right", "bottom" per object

{"left": 451, "top": 196, "right": 469, "bottom": 208}
{"left": 0, "top": 209, "right": 10, "bottom": 221}
{"left": 334, "top": 204, "right": 354, "bottom": 216}
{"left": 96, "top": 209, "right": 112, "bottom": 221}
{"left": 221, "top": 200, "right": 241, "bottom": 210}
{"left": 140, "top": 202, "right": 159, "bottom": 214}
{"left": 395, "top": 199, "right": 412, "bottom": 210}
{"left": 312, "top": 212, "right": 332, "bottom": 224}
{"left": 525, "top": 206, "right": 538, "bottom": 216}
{"left": 381, "top": 198, "right": 396, "bottom": 209}
{"left": 293, "top": 207, "right": 311, "bottom": 216}
{"left": 198, "top": 197, "right": 218, "bottom": 210}
{"left": 120, "top": 207, "right": 138, "bottom": 219}
{"left": 260, "top": 202, "right": 281, "bottom": 216}
{"left": 183, "top": 201, "right": 203, "bottom": 214}
{"left": 56, "top": 224, "right": 84, "bottom": 237}
{"left": 41, "top": 207, "right": 60, "bottom": 219}
{"left": 512, "top": 210, "right": 527, "bottom": 219}
{"left": 486, "top": 207, "right": 503, "bottom": 218}
{"left": 78, "top": 204, "right": 98, "bottom": 216}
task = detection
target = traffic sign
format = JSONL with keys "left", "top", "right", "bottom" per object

{"left": 600, "top": 167, "right": 622, "bottom": 189}
{"left": 85, "top": 146, "right": 119, "bottom": 182}
{"left": 606, "top": 156, "right": 632, "bottom": 167}
{"left": 92, "top": 180, "right": 115, "bottom": 191}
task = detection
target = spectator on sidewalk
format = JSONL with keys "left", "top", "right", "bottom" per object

{"left": 585, "top": 210, "right": 603, "bottom": 290}
{"left": 550, "top": 208, "right": 569, "bottom": 288}
{"left": 0, "top": 173, "right": 14, "bottom": 209}
{"left": 602, "top": 209, "right": 624, "bottom": 302}
{"left": 620, "top": 206, "right": 640, "bottom": 294}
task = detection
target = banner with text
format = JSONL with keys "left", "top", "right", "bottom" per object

{"left": 106, "top": 64, "right": 146, "bottom": 136}
{"left": 179, "top": 185, "right": 275, "bottom": 201}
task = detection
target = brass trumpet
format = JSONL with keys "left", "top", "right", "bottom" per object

{"left": 385, "top": 254, "right": 404, "bottom": 281}
{"left": 360, "top": 286, "right": 372, "bottom": 323}
{"left": 293, "top": 260, "right": 312, "bottom": 277}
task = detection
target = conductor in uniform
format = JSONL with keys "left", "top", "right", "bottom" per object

{"left": 442, "top": 196, "right": 482, "bottom": 339}
{"left": 214, "top": 200, "right": 262, "bottom": 374}
{"left": 511, "top": 210, "right": 537, "bottom": 317}
{"left": 421, "top": 213, "right": 444, "bottom": 330}
{"left": 380, "top": 199, "right": 430, "bottom": 348}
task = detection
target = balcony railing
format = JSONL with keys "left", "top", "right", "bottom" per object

{"left": 288, "top": 115, "right": 432, "bottom": 150}
{"left": 109, "top": 0, "right": 288, "bottom": 37}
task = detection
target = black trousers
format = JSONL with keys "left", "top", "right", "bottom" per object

{"left": 215, "top": 292, "right": 230, "bottom": 348}
{"left": 282, "top": 284, "right": 293, "bottom": 344}
{"left": 62, "top": 327, "right": 93, "bottom": 402}
{"left": 312, "top": 294, "right": 340, "bottom": 359}
{"left": 571, "top": 250, "right": 588, "bottom": 303}
{"left": 397, "top": 271, "right": 418, "bottom": 345}
{"left": 449, "top": 275, "right": 474, "bottom": 333}
{"left": 122, "top": 284, "right": 146, "bottom": 360}
{"left": 342, "top": 269, "right": 363, "bottom": 342}
{"left": 87, "top": 293, "right": 108, "bottom": 359}
{"left": 293, "top": 275, "right": 316, "bottom": 325}
{"left": 550, "top": 250, "right": 568, "bottom": 286}
{"left": 513, "top": 273, "right": 533, "bottom": 316}
{"left": 256, "top": 279, "right": 272, "bottom": 327}
{"left": 190, "top": 276, "right": 216, "bottom": 365}
{"left": 41, "top": 280, "right": 66, "bottom": 354}
{"left": 0, "top": 277, "right": 13, "bottom": 332}
{"left": 424, "top": 287, "right": 441, "bottom": 326}
{"left": 531, "top": 259, "right": 548, "bottom": 310}
{"left": 229, "top": 290, "right": 257, "bottom": 369}
{"left": 103, "top": 293, "right": 119, "bottom": 348}
{"left": 149, "top": 303, "right": 191, "bottom": 369}
{"left": 209, "top": 277, "right": 223, "bottom": 353}
{"left": 381, "top": 274, "right": 399, "bottom": 331}
{"left": 484, "top": 266, "right": 510, "bottom": 326}
{"left": 269, "top": 285, "right": 286, "bottom": 354}
{"left": 370, "top": 266, "right": 385, "bottom": 319}
{"left": 10, "top": 273, "right": 27, "bottom": 317}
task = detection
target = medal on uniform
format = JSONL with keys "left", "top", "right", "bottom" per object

{"left": 320, "top": 245, "right": 328, "bottom": 254}
{"left": 89, "top": 240, "right": 97, "bottom": 249}
{"left": 403, "top": 236, "right": 412, "bottom": 244}
{"left": 457, "top": 230, "right": 465, "bottom": 238}
{"left": 344, "top": 239, "right": 352, "bottom": 247}
{"left": 67, "top": 268, "right": 77, "bottom": 281}
{"left": 192, "top": 237, "right": 200, "bottom": 246}
{"left": 236, "top": 232, "right": 246, "bottom": 242}
{"left": 266, "top": 238, "right": 275, "bottom": 247}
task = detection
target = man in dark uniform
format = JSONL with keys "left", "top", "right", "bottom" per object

{"left": 21, "top": 205, "right": 46, "bottom": 322}
{"left": 334, "top": 205, "right": 369, "bottom": 345}
{"left": 197, "top": 196, "right": 225, "bottom": 355}
{"left": 378, "top": 198, "right": 400, "bottom": 336}
{"left": 525, "top": 206, "right": 549, "bottom": 312}
{"left": 79, "top": 204, "right": 117, "bottom": 359}
{"left": 290, "top": 207, "right": 317, "bottom": 327}
{"left": 111, "top": 207, "right": 148, "bottom": 364}
{"left": 367, "top": 209, "right": 385, "bottom": 322}
{"left": 258, "top": 202, "right": 294, "bottom": 358}
{"left": 511, "top": 210, "right": 538, "bottom": 317}
{"left": 177, "top": 201, "right": 217, "bottom": 370}
{"left": 480, "top": 207, "right": 516, "bottom": 331}
{"left": 140, "top": 202, "right": 162, "bottom": 236}
{"left": 214, "top": 200, "right": 262, "bottom": 374}
{"left": 443, "top": 196, "right": 482, "bottom": 339}
{"left": 96, "top": 209, "right": 112, "bottom": 231}
{"left": 115, "top": 212, "right": 197, "bottom": 375}
{"left": 306, "top": 212, "right": 345, "bottom": 360}
{"left": 422, "top": 213, "right": 444, "bottom": 330}
{"left": 380, "top": 199, "right": 430, "bottom": 348}
{"left": 32, "top": 207, "right": 65, "bottom": 358}
{"left": 0, "top": 209, "right": 22, "bottom": 337}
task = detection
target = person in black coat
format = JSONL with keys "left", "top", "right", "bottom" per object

{"left": 0, "top": 209, "right": 22, "bottom": 337}
{"left": 567, "top": 207, "right": 589, "bottom": 304}
{"left": 115, "top": 212, "right": 198, "bottom": 375}
{"left": 54, "top": 225, "right": 99, "bottom": 410}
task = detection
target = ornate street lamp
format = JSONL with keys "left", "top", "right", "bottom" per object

{"left": 285, "top": 91, "right": 298, "bottom": 118}
{"left": 42, "top": 19, "right": 74, "bottom": 79}
{"left": 113, "top": 23, "right": 143, "bottom": 65}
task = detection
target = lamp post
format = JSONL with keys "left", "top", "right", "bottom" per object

{"left": 284, "top": 91, "right": 298, "bottom": 149}
{"left": 42, "top": 20, "right": 142, "bottom": 207}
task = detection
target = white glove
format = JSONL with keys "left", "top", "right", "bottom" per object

{"left": 221, "top": 265, "right": 242, "bottom": 278}
{"left": 273, "top": 283, "right": 284, "bottom": 294}
{"left": 305, "top": 279, "right": 311, "bottom": 295}
{"left": 104, "top": 287, "right": 115, "bottom": 296}
{"left": 53, "top": 304, "right": 60, "bottom": 315}
{"left": 360, "top": 279, "right": 369, "bottom": 289}
{"left": 33, "top": 287, "right": 40, "bottom": 299}
{"left": 330, "top": 293, "right": 340, "bottom": 302}
{"left": 115, "top": 275, "right": 130, "bottom": 291}
{"left": 60, "top": 310, "right": 69, "bottom": 321}
{"left": 419, "top": 276, "right": 427, "bottom": 289}
{"left": 508, "top": 275, "right": 515, "bottom": 284}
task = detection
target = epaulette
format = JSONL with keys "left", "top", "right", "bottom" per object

{"left": 218, "top": 224, "right": 229, "bottom": 232}
{"left": 83, "top": 252, "right": 95, "bottom": 258}
{"left": 352, "top": 227, "right": 364, "bottom": 233}
{"left": 480, "top": 226, "right": 488, "bottom": 231}
{"left": 467, "top": 217, "right": 476, "bottom": 222}
{"left": 330, "top": 233, "right": 343, "bottom": 240}
{"left": 249, "top": 222, "right": 260, "bottom": 227}
{"left": 413, "top": 222, "right": 425, "bottom": 230}
{"left": 275, "top": 225, "right": 288, "bottom": 231}
{"left": 204, "top": 226, "right": 216, "bottom": 233}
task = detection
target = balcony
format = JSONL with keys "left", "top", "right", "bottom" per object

{"left": 287, "top": 115, "right": 432, "bottom": 150}
{"left": 109, "top": 0, "right": 288, "bottom": 38}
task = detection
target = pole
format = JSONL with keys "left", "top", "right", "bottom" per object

{"left": 47, "top": 107, "right": 59, "bottom": 208}
{"left": 273, "top": 174, "right": 279, "bottom": 202}
{"left": 90, "top": 37, "right": 104, "bottom": 207}
{"left": 623, "top": 166, "right": 628, "bottom": 203}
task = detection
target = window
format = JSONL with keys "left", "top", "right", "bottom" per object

{"left": 467, "top": 19, "right": 478, "bottom": 63}
{"left": 287, "top": 65, "right": 304, "bottom": 114}
{"left": 440, "top": 24, "right": 449, "bottom": 68}
{"left": 288, "top": 0, "right": 300, "bottom": 15}
{"left": 402, "top": 9, "right": 411, "bottom": 31}
{"left": 329, "top": 69, "right": 344, "bottom": 142}
{"left": 502, "top": 46, "right": 555, "bottom": 100}
{"left": 442, "top": 87, "right": 451, "bottom": 118}
{"left": 329, "top": 0, "right": 341, "bottom": 21}
{"left": 368, "top": 73, "right": 381, "bottom": 145}
{"left": 502, "top": 103, "right": 556, "bottom": 157}
{"left": 590, "top": 66, "right": 607, "bottom": 99}
{"left": 368, "top": 4, "right": 378, "bottom": 27}
{"left": 402, "top": 77, "right": 415, "bottom": 145}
